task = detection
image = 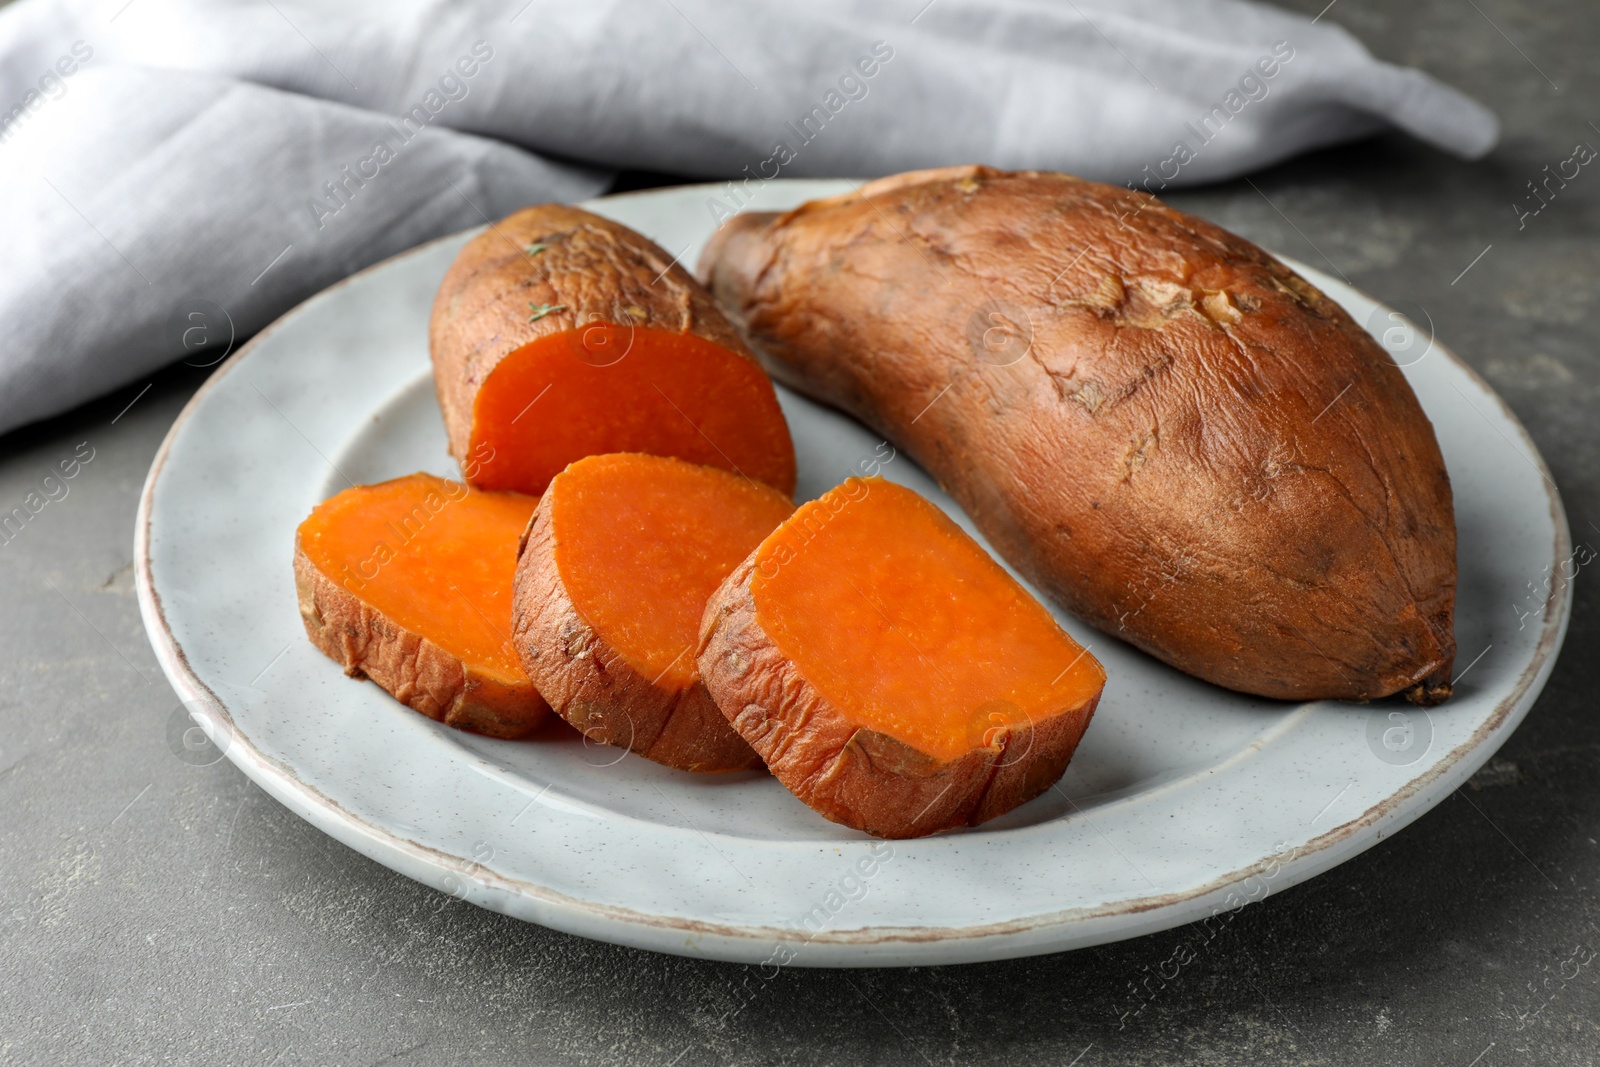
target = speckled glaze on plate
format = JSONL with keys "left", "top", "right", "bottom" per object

{"left": 135, "top": 181, "right": 1570, "bottom": 967}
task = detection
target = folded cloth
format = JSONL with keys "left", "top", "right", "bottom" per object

{"left": 0, "top": 0, "right": 1498, "bottom": 438}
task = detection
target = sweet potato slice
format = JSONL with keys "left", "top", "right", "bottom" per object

{"left": 512, "top": 453, "right": 793, "bottom": 772}
{"left": 294, "top": 472, "right": 549, "bottom": 738}
{"left": 698, "top": 477, "right": 1106, "bottom": 838}
{"left": 430, "top": 203, "right": 795, "bottom": 496}
{"left": 701, "top": 165, "right": 1456, "bottom": 704}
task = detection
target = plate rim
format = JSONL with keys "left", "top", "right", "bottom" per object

{"left": 134, "top": 180, "right": 1573, "bottom": 963}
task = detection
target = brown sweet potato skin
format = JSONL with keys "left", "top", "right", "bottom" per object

{"left": 430, "top": 203, "right": 765, "bottom": 470}
{"left": 294, "top": 540, "right": 549, "bottom": 739}
{"left": 701, "top": 166, "right": 1456, "bottom": 704}
{"left": 698, "top": 555, "right": 1099, "bottom": 838}
{"left": 510, "top": 505, "right": 764, "bottom": 773}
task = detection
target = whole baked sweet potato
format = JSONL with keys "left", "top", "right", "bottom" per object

{"left": 701, "top": 166, "right": 1456, "bottom": 704}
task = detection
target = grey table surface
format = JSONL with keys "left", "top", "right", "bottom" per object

{"left": 3, "top": 2, "right": 1597, "bottom": 1064}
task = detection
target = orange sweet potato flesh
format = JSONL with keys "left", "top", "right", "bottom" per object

{"left": 700, "top": 165, "right": 1456, "bottom": 705}
{"left": 294, "top": 472, "right": 550, "bottom": 738}
{"left": 512, "top": 453, "right": 793, "bottom": 772}
{"left": 430, "top": 203, "right": 795, "bottom": 496}
{"left": 698, "top": 477, "right": 1106, "bottom": 838}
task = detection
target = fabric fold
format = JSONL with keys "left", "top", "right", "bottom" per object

{"left": 0, "top": 65, "right": 607, "bottom": 435}
{"left": 0, "top": 0, "right": 1499, "bottom": 437}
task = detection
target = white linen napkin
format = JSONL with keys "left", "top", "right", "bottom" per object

{"left": 0, "top": 0, "right": 1498, "bottom": 437}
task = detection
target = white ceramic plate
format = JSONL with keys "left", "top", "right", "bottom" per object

{"left": 136, "top": 181, "right": 1571, "bottom": 967}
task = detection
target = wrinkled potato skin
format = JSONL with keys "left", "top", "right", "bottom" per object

{"left": 430, "top": 203, "right": 759, "bottom": 469}
{"left": 294, "top": 540, "right": 550, "bottom": 739}
{"left": 701, "top": 166, "right": 1455, "bottom": 704}
{"left": 697, "top": 555, "right": 1100, "bottom": 839}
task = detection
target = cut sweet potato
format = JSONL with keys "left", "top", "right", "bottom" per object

{"left": 295, "top": 472, "right": 549, "bottom": 738}
{"left": 430, "top": 203, "right": 795, "bottom": 496}
{"left": 701, "top": 165, "right": 1456, "bottom": 704}
{"left": 698, "top": 477, "right": 1106, "bottom": 838}
{"left": 512, "top": 453, "right": 793, "bottom": 772}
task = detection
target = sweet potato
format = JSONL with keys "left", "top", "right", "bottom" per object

{"left": 511, "top": 453, "right": 793, "bottom": 772}
{"left": 698, "top": 477, "right": 1106, "bottom": 838}
{"left": 701, "top": 166, "right": 1456, "bottom": 704}
{"left": 430, "top": 203, "right": 795, "bottom": 497}
{"left": 294, "top": 473, "right": 550, "bottom": 738}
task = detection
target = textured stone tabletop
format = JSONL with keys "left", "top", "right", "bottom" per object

{"left": 3, "top": 1, "right": 1597, "bottom": 1064}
